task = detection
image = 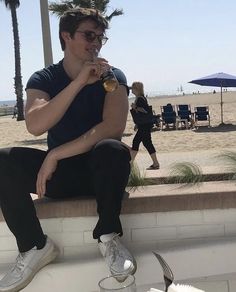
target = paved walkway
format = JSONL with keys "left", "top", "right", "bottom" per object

{"left": 135, "top": 148, "right": 236, "bottom": 178}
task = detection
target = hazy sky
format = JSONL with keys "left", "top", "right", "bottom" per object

{"left": 1, "top": 0, "right": 236, "bottom": 100}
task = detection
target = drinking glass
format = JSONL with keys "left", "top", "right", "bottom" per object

{"left": 98, "top": 274, "right": 136, "bottom": 292}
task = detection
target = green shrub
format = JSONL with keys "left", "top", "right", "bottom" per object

{"left": 217, "top": 151, "right": 236, "bottom": 180}
{"left": 167, "top": 162, "right": 203, "bottom": 186}
{"left": 127, "top": 162, "right": 147, "bottom": 191}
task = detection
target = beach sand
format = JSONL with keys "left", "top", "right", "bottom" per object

{"left": 1, "top": 91, "right": 236, "bottom": 170}
{"left": 123, "top": 91, "right": 236, "bottom": 153}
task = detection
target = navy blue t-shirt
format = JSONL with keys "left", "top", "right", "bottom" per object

{"left": 26, "top": 60, "right": 129, "bottom": 150}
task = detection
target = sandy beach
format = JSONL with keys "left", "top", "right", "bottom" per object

{"left": 123, "top": 90, "right": 236, "bottom": 153}
{"left": 1, "top": 91, "right": 236, "bottom": 169}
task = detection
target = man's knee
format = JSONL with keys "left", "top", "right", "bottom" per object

{"left": 94, "top": 139, "right": 129, "bottom": 156}
{"left": 0, "top": 148, "right": 13, "bottom": 173}
{"left": 91, "top": 139, "right": 131, "bottom": 166}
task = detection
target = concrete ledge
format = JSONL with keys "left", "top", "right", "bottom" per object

{"left": 125, "top": 181, "right": 236, "bottom": 213}
{"left": 1, "top": 181, "right": 236, "bottom": 221}
{"left": 142, "top": 165, "right": 236, "bottom": 185}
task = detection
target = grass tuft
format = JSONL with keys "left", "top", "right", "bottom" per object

{"left": 167, "top": 162, "right": 203, "bottom": 186}
{"left": 217, "top": 151, "right": 236, "bottom": 180}
{"left": 127, "top": 162, "right": 147, "bottom": 191}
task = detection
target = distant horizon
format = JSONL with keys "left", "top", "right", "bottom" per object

{"left": 1, "top": 86, "right": 235, "bottom": 102}
{"left": 1, "top": 88, "right": 236, "bottom": 105}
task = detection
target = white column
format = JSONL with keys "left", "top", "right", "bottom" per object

{"left": 40, "top": 0, "right": 53, "bottom": 66}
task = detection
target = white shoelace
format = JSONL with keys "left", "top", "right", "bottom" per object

{"left": 105, "top": 234, "right": 124, "bottom": 265}
{"left": 11, "top": 254, "right": 26, "bottom": 274}
{"left": 11, "top": 248, "right": 36, "bottom": 274}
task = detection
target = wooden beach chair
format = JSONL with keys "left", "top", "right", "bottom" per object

{"left": 176, "top": 104, "right": 194, "bottom": 129}
{"left": 160, "top": 103, "right": 177, "bottom": 130}
{"left": 193, "top": 106, "right": 210, "bottom": 127}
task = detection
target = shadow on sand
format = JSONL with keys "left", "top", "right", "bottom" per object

{"left": 193, "top": 123, "right": 236, "bottom": 133}
{"left": 122, "top": 132, "right": 133, "bottom": 137}
{"left": 15, "top": 138, "right": 47, "bottom": 146}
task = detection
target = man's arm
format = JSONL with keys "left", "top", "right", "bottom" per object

{"left": 25, "top": 58, "right": 108, "bottom": 136}
{"left": 36, "top": 85, "right": 129, "bottom": 197}
{"left": 25, "top": 79, "right": 86, "bottom": 136}
{"left": 50, "top": 84, "right": 128, "bottom": 160}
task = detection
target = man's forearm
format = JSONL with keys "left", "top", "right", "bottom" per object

{"left": 26, "top": 80, "right": 84, "bottom": 136}
{"left": 49, "top": 120, "right": 125, "bottom": 161}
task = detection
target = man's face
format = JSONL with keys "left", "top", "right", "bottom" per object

{"left": 64, "top": 20, "right": 106, "bottom": 61}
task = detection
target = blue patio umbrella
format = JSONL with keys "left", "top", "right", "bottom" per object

{"left": 189, "top": 72, "right": 236, "bottom": 124}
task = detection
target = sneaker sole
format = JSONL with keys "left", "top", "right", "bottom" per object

{"left": 113, "top": 258, "right": 137, "bottom": 283}
{"left": 1, "top": 245, "right": 59, "bottom": 292}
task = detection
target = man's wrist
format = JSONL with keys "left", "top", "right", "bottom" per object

{"left": 47, "top": 148, "right": 59, "bottom": 161}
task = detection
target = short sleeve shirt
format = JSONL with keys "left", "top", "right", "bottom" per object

{"left": 26, "top": 60, "right": 129, "bottom": 150}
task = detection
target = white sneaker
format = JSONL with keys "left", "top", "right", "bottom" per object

{"left": 0, "top": 237, "right": 59, "bottom": 292}
{"left": 99, "top": 233, "right": 137, "bottom": 281}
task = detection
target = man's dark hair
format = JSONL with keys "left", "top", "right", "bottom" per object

{"left": 59, "top": 8, "right": 109, "bottom": 51}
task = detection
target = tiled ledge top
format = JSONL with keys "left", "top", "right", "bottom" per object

{"left": 0, "top": 181, "right": 236, "bottom": 221}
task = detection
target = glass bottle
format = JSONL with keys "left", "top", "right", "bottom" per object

{"left": 100, "top": 68, "right": 119, "bottom": 92}
{"left": 92, "top": 49, "right": 119, "bottom": 92}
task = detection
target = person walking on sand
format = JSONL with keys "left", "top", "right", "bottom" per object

{"left": 130, "top": 82, "right": 160, "bottom": 170}
{"left": 0, "top": 8, "right": 136, "bottom": 291}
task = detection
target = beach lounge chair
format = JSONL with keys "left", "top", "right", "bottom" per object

{"left": 152, "top": 109, "right": 161, "bottom": 129}
{"left": 160, "top": 103, "right": 177, "bottom": 130}
{"left": 176, "top": 104, "right": 194, "bottom": 129}
{"left": 193, "top": 106, "right": 210, "bottom": 127}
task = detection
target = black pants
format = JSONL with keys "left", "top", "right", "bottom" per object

{"left": 132, "top": 124, "right": 156, "bottom": 154}
{"left": 0, "top": 139, "right": 131, "bottom": 252}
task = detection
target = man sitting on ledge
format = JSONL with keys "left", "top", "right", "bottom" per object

{"left": 0, "top": 7, "right": 136, "bottom": 292}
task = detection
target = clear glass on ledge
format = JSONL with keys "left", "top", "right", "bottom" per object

{"left": 98, "top": 274, "right": 136, "bottom": 292}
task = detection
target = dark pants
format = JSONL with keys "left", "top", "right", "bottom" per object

{"left": 0, "top": 139, "right": 131, "bottom": 252}
{"left": 132, "top": 124, "right": 156, "bottom": 154}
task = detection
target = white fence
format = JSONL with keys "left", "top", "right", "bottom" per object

{"left": 0, "top": 106, "right": 14, "bottom": 116}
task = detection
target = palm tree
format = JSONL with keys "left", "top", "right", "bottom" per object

{"left": 40, "top": 0, "right": 53, "bottom": 66}
{"left": 1, "top": 0, "right": 24, "bottom": 121}
{"left": 48, "top": 0, "right": 123, "bottom": 21}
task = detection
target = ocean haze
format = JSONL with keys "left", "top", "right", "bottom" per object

{"left": 0, "top": 100, "right": 17, "bottom": 107}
